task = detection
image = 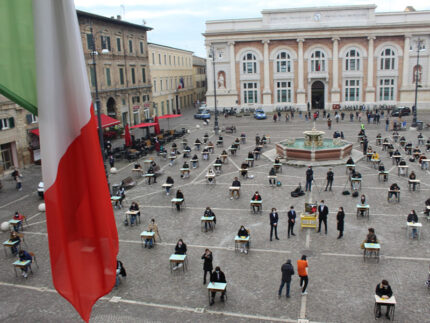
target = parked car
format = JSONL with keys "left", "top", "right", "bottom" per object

{"left": 194, "top": 109, "right": 211, "bottom": 120}
{"left": 254, "top": 108, "right": 267, "bottom": 120}
{"left": 391, "top": 107, "right": 411, "bottom": 117}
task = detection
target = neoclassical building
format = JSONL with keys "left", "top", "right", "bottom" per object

{"left": 204, "top": 5, "right": 430, "bottom": 111}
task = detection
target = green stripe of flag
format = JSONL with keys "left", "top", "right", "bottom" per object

{"left": 0, "top": 0, "right": 37, "bottom": 115}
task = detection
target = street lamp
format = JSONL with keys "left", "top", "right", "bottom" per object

{"left": 90, "top": 26, "right": 110, "bottom": 189}
{"left": 209, "top": 45, "right": 219, "bottom": 135}
{"left": 411, "top": 38, "right": 425, "bottom": 127}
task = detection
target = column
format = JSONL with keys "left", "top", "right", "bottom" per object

{"left": 428, "top": 52, "right": 430, "bottom": 88}
{"left": 228, "top": 41, "right": 237, "bottom": 95}
{"left": 262, "top": 40, "right": 271, "bottom": 105}
{"left": 205, "top": 44, "right": 214, "bottom": 107}
{"left": 297, "top": 38, "right": 306, "bottom": 108}
{"left": 402, "top": 35, "right": 411, "bottom": 89}
{"left": 365, "top": 36, "right": 376, "bottom": 103}
{"left": 331, "top": 37, "right": 340, "bottom": 105}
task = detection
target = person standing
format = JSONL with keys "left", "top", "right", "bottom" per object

{"left": 325, "top": 168, "right": 334, "bottom": 191}
{"left": 297, "top": 255, "right": 309, "bottom": 295}
{"left": 109, "top": 154, "right": 115, "bottom": 168}
{"left": 278, "top": 259, "right": 294, "bottom": 298}
{"left": 269, "top": 208, "right": 279, "bottom": 241}
{"left": 209, "top": 266, "right": 227, "bottom": 305}
{"left": 305, "top": 166, "right": 313, "bottom": 192}
{"left": 317, "top": 200, "right": 329, "bottom": 234}
{"left": 362, "top": 137, "right": 368, "bottom": 155}
{"left": 201, "top": 249, "right": 213, "bottom": 284}
{"left": 407, "top": 210, "right": 419, "bottom": 239}
{"left": 336, "top": 207, "right": 345, "bottom": 239}
{"left": 287, "top": 206, "right": 296, "bottom": 238}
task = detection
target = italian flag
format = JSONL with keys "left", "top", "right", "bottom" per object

{"left": 0, "top": 1, "right": 118, "bottom": 322}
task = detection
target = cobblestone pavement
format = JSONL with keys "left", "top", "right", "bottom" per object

{"left": 1, "top": 110, "right": 430, "bottom": 322}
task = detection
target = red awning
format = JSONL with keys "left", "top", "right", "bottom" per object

{"left": 157, "top": 114, "right": 182, "bottom": 119}
{"left": 130, "top": 122, "right": 158, "bottom": 129}
{"left": 99, "top": 114, "right": 121, "bottom": 128}
{"left": 30, "top": 129, "right": 39, "bottom": 136}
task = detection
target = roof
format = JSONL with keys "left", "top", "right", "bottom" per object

{"left": 77, "top": 10, "right": 153, "bottom": 31}
{"left": 148, "top": 43, "right": 193, "bottom": 54}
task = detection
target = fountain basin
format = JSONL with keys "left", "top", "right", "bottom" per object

{"left": 276, "top": 138, "right": 353, "bottom": 161}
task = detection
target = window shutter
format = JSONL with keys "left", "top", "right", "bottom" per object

{"left": 0, "top": 120, "right": 3, "bottom": 130}
{"left": 9, "top": 117, "right": 15, "bottom": 128}
{"left": 26, "top": 114, "right": 32, "bottom": 125}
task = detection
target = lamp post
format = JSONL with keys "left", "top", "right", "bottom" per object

{"left": 209, "top": 45, "right": 219, "bottom": 135}
{"left": 90, "top": 26, "right": 110, "bottom": 188}
{"left": 411, "top": 38, "right": 424, "bottom": 127}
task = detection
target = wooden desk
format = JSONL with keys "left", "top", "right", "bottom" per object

{"left": 125, "top": 210, "right": 140, "bottom": 225}
{"left": 420, "top": 159, "right": 430, "bottom": 170}
{"left": 207, "top": 283, "right": 227, "bottom": 304}
{"left": 140, "top": 231, "right": 155, "bottom": 247}
{"left": 169, "top": 254, "right": 187, "bottom": 273}
{"left": 206, "top": 174, "right": 216, "bottom": 183}
{"left": 345, "top": 164, "right": 355, "bottom": 174}
{"left": 202, "top": 151, "right": 210, "bottom": 160}
{"left": 397, "top": 165, "right": 408, "bottom": 176}
{"left": 13, "top": 260, "right": 32, "bottom": 277}
{"left": 268, "top": 175, "right": 277, "bottom": 186}
{"left": 376, "top": 138, "right": 382, "bottom": 145}
{"left": 229, "top": 186, "right": 240, "bottom": 198}
{"left": 356, "top": 204, "right": 370, "bottom": 219}
{"left": 9, "top": 219, "right": 22, "bottom": 231}
{"left": 371, "top": 159, "right": 380, "bottom": 168}
{"left": 382, "top": 142, "right": 390, "bottom": 151}
{"left": 171, "top": 198, "right": 184, "bottom": 209}
{"left": 392, "top": 156, "right": 401, "bottom": 165}
{"left": 228, "top": 147, "right": 237, "bottom": 155}
{"left": 216, "top": 140, "right": 223, "bottom": 147}
{"left": 300, "top": 213, "right": 317, "bottom": 231}
{"left": 408, "top": 179, "right": 420, "bottom": 191}
{"left": 132, "top": 168, "right": 144, "bottom": 177}
{"left": 406, "top": 222, "right": 422, "bottom": 239}
{"left": 273, "top": 163, "right": 283, "bottom": 173}
{"left": 201, "top": 216, "right": 215, "bottom": 232}
{"left": 191, "top": 159, "right": 199, "bottom": 168}
{"left": 387, "top": 190, "right": 400, "bottom": 202}
{"left": 213, "top": 163, "right": 222, "bottom": 174}
{"left": 220, "top": 154, "right": 228, "bottom": 164}
{"left": 3, "top": 240, "right": 20, "bottom": 256}
{"left": 350, "top": 178, "right": 362, "bottom": 190}
{"left": 234, "top": 236, "right": 250, "bottom": 252}
{"left": 378, "top": 171, "right": 389, "bottom": 182}
{"left": 246, "top": 158, "right": 254, "bottom": 167}
{"left": 364, "top": 243, "right": 380, "bottom": 262}
{"left": 143, "top": 159, "right": 153, "bottom": 169}
{"left": 162, "top": 183, "right": 173, "bottom": 191}
{"left": 374, "top": 296, "right": 396, "bottom": 320}
{"left": 180, "top": 168, "right": 190, "bottom": 178}
{"left": 250, "top": 200, "right": 262, "bottom": 214}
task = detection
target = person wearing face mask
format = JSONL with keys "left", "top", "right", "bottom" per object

{"left": 375, "top": 280, "right": 394, "bottom": 319}
{"left": 201, "top": 249, "right": 213, "bottom": 285}
{"left": 172, "top": 239, "right": 187, "bottom": 271}
{"left": 336, "top": 207, "right": 345, "bottom": 239}
{"left": 317, "top": 200, "right": 329, "bottom": 234}
{"left": 287, "top": 206, "right": 296, "bottom": 238}
{"left": 269, "top": 208, "right": 279, "bottom": 241}
{"left": 209, "top": 266, "right": 227, "bottom": 305}
{"left": 237, "top": 225, "right": 249, "bottom": 254}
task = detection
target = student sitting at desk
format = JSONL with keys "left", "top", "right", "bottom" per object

{"left": 366, "top": 147, "right": 373, "bottom": 161}
{"left": 12, "top": 211, "right": 24, "bottom": 232}
{"left": 183, "top": 145, "right": 191, "bottom": 158}
{"left": 171, "top": 142, "right": 177, "bottom": 152}
{"left": 409, "top": 171, "right": 417, "bottom": 190}
{"left": 375, "top": 280, "right": 393, "bottom": 319}
{"left": 17, "top": 250, "right": 32, "bottom": 278}
{"left": 202, "top": 147, "right": 210, "bottom": 160}
{"left": 195, "top": 138, "right": 202, "bottom": 150}
{"left": 221, "top": 150, "right": 228, "bottom": 163}
{"left": 129, "top": 202, "right": 140, "bottom": 226}
{"left": 251, "top": 191, "right": 262, "bottom": 213}
{"left": 181, "top": 162, "right": 190, "bottom": 178}
{"left": 164, "top": 176, "right": 174, "bottom": 195}
{"left": 207, "top": 141, "right": 214, "bottom": 153}
{"left": 203, "top": 207, "right": 216, "bottom": 232}
{"left": 230, "top": 177, "right": 241, "bottom": 199}
{"left": 405, "top": 142, "right": 413, "bottom": 154}
{"left": 240, "top": 163, "right": 248, "bottom": 179}
{"left": 234, "top": 137, "right": 240, "bottom": 145}
{"left": 115, "top": 186, "right": 125, "bottom": 209}
{"left": 169, "top": 151, "right": 176, "bottom": 166}
{"left": 175, "top": 190, "right": 184, "bottom": 211}
{"left": 274, "top": 156, "right": 281, "bottom": 164}
{"left": 240, "top": 133, "right": 246, "bottom": 143}
{"left": 392, "top": 150, "right": 401, "bottom": 165}
{"left": 255, "top": 134, "right": 260, "bottom": 145}
{"left": 262, "top": 135, "right": 267, "bottom": 144}
{"left": 269, "top": 167, "right": 277, "bottom": 186}
{"left": 8, "top": 231, "right": 21, "bottom": 255}
{"left": 407, "top": 210, "right": 419, "bottom": 239}
{"left": 365, "top": 227, "right": 378, "bottom": 244}
{"left": 203, "top": 133, "right": 209, "bottom": 144}
{"left": 398, "top": 159, "right": 407, "bottom": 175}
{"left": 413, "top": 146, "right": 421, "bottom": 160}
{"left": 134, "top": 163, "right": 142, "bottom": 170}
{"left": 388, "top": 183, "right": 400, "bottom": 200}
{"left": 146, "top": 166, "right": 156, "bottom": 184}
{"left": 426, "top": 139, "right": 430, "bottom": 151}
{"left": 254, "top": 146, "right": 262, "bottom": 160}
{"left": 371, "top": 151, "right": 379, "bottom": 161}
{"left": 172, "top": 239, "right": 187, "bottom": 270}
{"left": 218, "top": 135, "right": 223, "bottom": 142}
{"left": 346, "top": 157, "right": 354, "bottom": 165}
{"left": 206, "top": 168, "right": 216, "bottom": 184}
{"left": 191, "top": 154, "right": 199, "bottom": 168}
{"left": 237, "top": 225, "right": 249, "bottom": 253}
{"left": 144, "top": 218, "right": 160, "bottom": 248}
{"left": 247, "top": 151, "right": 254, "bottom": 164}
{"left": 418, "top": 132, "right": 424, "bottom": 145}
{"left": 209, "top": 266, "right": 227, "bottom": 305}
{"left": 214, "top": 157, "right": 222, "bottom": 172}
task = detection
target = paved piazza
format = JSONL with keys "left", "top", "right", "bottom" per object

{"left": 1, "top": 110, "right": 430, "bottom": 322}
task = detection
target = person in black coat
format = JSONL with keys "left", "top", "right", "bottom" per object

{"left": 305, "top": 166, "right": 313, "bottom": 192}
{"left": 268, "top": 167, "right": 276, "bottom": 186}
{"left": 209, "top": 266, "right": 227, "bottom": 305}
{"left": 336, "top": 206, "right": 345, "bottom": 239}
{"left": 173, "top": 239, "right": 187, "bottom": 271}
{"left": 269, "top": 208, "right": 279, "bottom": 241}
{"left": 115, "top": 260, "right": 127, "bottom": 287}
{"left": 175, "top": 190, "right": 184, "bottom": 211}
{"left": 201, "top": 249, "right": 213, "bottom": 284}
{"left": 287, "top": 206, "right": 296, "bottom": 238}
{"left": 278, "top": 259, "right": 295, "bottom": 298}
{"left": 325, "top": 168, "right": 334, "bottom": 191}
{"left": 375, "top": 280, "right": 394, "bottom": 319}
{"left": 317, "top": 200, "right": 329, "bottom": 234}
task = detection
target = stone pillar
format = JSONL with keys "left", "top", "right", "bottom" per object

{"left": 365, "top": 36, "right": 376, "bottom": 103}
{"left": 297, "top": 38, "right": 306, "bottom": 108}
{"left": 228, "top": 41, "right": 237, "bottom": 95}
{"left": 331, "top": 37, "right": 340, "bottom": 106}
{"left": 402, "top": 35, "right": 411, "bottom": 89}
{"left": 205, "top": 44, "right": 214, "bottom": 107}
{"left": 262, "top": 40, "right": 271, "bottom": 105}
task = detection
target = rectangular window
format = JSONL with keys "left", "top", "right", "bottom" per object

{"left": 344, "top": 79, "right": 360, "bottom": 101}
{"left": 128, "top": 39, "right": 133, "bottom": 53}
{"left": 153, "top": 80, "right": 157, "bottom": 92}
{"left": 152, "top": 53, "right": 155, "bottom": 64}
{"left": 86, "top": 34, "right": 94, "bottom": 50}
{"left": 105, "top": 67, "right": 111, "bottom": 86}
{"left": 131, "top": 68, "right": 136, "bottom": 84}
{"left": 101, "top": 36, "right": 111, "bottom": 51}
{"left": 165, "top": 79, "right": 168, "bottom": 90}
{"left": 243, "top": 82, "right": 258, "bottom": 103}
{"left": 116, "top": 38, "right": 121, "bottom": 52}
{"left": 141, "top": 68, "right": 146, "bottom": 83}
{"left": 161, "top": 101, "right": 165, "bottom": 115}
{"left": 169, "top": 56, "right": 171, "bottom": 65}
{"left": 0, "top": 118, "right": 9, "bottom": 130}
{"left": 119, "top": 68, "right": 124, "bottom": 85}
{"left": 166, "top": 100, "right": 170, "bottom": 113}
{"left": 31, "top": 114, "right": 38, "bottom": 123}
{"left": 90, "top": 65, "right": 96, "bottom": 87}
{"left": 379, "top": 78, "right": 395, "bottom": 101}
{"left": 174, "top": 56, "right": 176, "bottom": 65}
{"left": 133, "top": 110, "right": 140, "bottom": 125}
{"left": 140, "top": 41, "right": 144, "bottom": 54}
{"left": 164, "top": 55, "right": 167, "bottom": 64}
{"left": 276, "top": 81, "right": 292, "bottom": 103}
{"left": 158, "top": 54, "right": 161, "bottom": 64}
{"left": 160, "top": 78, "right": 163, "bottom": 91}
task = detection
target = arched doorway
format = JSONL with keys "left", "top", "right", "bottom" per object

{"left": 106, "top": 97, "right": 116, "bottom": 118}
{"left": 311, "top": 81, "right": 324, "bottom": 109}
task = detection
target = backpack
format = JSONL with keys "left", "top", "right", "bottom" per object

{"left": 352, "top": 191, "right": 359, "bottom": 197}
{"left": 342, "top": 190, "right": 350, "bottom": 195}
{"left": 276, "top": 181, "right": 282, "bottom": 187}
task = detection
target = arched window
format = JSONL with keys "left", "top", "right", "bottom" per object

{"left": 380, "top": 48, "right": 396, "bottom": 70}
{"left": 276, "top": 51, "right": 291, "bottom": 73}
{"left": 311, "top": 50, "right": 326, "bottom": 72}
{"left": 412, "top": 65, "right": 422, "bottom": 83}
{"left": 242, "top": 52, "right": 257, "bottom": 74}
{"left": 345, "top": 49, "right": 360, "bottom": 71}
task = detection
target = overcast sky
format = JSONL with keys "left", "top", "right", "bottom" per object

{"left": 75, "top": 0, "right": 430, "bottom": 57}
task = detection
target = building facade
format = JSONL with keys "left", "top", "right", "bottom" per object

{"left": 148, "top": 43, "right": 195, "bottom": 115}
{"left": 204, "top": 5, "right": 430, "bottom": 111}
{"left": 192, "top": 56, "right": 207, "bottom": 105}
{"left": 78, "top": 11, "right": 153, "bottom": 126}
